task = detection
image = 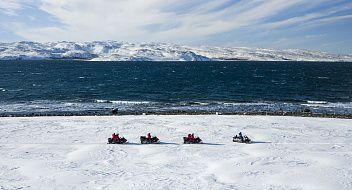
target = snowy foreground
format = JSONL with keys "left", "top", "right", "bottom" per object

{"left": 1, "top": 41, "right": 352, "bottom": 62}
{"left": 0, "top": 115, "right": 351, "bottom": 190}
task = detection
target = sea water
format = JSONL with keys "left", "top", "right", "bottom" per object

{"left": 0, "top": 61, "right": 351, "bottom": 116}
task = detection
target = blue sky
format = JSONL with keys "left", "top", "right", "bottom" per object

{"left": 0, "top": 0, "right": 351, "bottom": 54}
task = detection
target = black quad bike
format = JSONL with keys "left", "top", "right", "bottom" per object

{"left": 140, "top": 136, "right": 160, "bottom": 144}
{"left": 233, "top": 134, "right": 251, "bottom": 144}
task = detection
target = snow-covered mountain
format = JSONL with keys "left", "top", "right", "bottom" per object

{"left": 0, "top": 41, "right": 351, "bottom": 62}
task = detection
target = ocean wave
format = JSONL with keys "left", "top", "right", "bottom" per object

{"left": 95, "top": 99, "right": 150, "bottom": 104}
{"left": 180, "top": 101, "right": 272, "bottom": 106}
{"left": 6, "top": 89, "right": 23, "bottom": 92}
{"left": 302, "top": 102, "right": 352, "bottom": 108}
{"left": 222, "top": 102, "right": 269, "bottom": 106}
{"left": 95, "top": 99, "right": 109, "bottom": 103}
{"left": 111, "top": 100, "right": 150, "bottom": 104}
{"left": 180, "top": 101, "right": 210, "bottom": 106}
{"left": 328, "top": 102, "right": 352, "bottom": 108}
{"left": 306, "top": 101, "right": 328, "bottom": 104}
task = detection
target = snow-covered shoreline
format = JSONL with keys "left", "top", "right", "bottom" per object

{"left": 1, "top": 115, "right": 351, "bottom": 189}
{"left": 1, "top": 41, "right": 352, "bottom": 62}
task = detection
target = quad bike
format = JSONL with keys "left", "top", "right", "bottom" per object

{"left": 233, "top": 134, "right": 251, "bottom": 144}
{"left": 140, "top": 136, "right": 160, "bottom": 144}
{"left": 183, "top": 136, "right": 202, "bottom": 144}
{"left": 108, "top": 137, "right": 128, "bottom": 144}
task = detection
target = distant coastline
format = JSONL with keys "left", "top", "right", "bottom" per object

{"left": 1, "top": 59, "right": 352, "bottom": 63}
{"left": 1, "top": 41, "right": 351, "bottom": 62}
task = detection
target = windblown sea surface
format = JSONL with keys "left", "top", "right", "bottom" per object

{"left": 0, "top": 61, "right": 351, "bottom": 117}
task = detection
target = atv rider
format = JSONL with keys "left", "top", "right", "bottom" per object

{"left": 112, "top": 133, "right": 120, "bottom": 141}
{"left": 187, "top": 133, "right": 196, "bottom": 142}
{"left": 238, "top": 132, "right": 244, "bottom": 141}
{"left": 147, "top": 133, "right": 152, "bottom": 140}
{"left": 187, "top": 134, "right": 192, "bottom": 142}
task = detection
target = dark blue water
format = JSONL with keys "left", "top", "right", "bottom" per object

{"left": 0, "top": 61, "right": 351, "bottom": 116}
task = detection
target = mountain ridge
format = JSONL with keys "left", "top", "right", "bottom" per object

{"left": 0, "top": 41, "right": 351, "bottom": 62}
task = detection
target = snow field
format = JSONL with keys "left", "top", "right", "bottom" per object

{"left": 0, "top": 115, "right": 351, "bottom": 190}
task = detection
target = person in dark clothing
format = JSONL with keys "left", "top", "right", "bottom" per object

{"left": 147, "top": 133, "right": 152, "bottom": 140}
{"left": 238, "top": 132, "right": 244, "bottom": 141}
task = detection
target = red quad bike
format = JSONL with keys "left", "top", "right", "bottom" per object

{"left": 108, "top": 136, "right": 128, "bottom": 144}
{"left": 183, "top": 135, "right": 202, "bottom": 144}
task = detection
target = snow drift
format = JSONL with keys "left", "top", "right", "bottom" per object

{"left": 0, "top": 115, "right": 351, "bottom": 189}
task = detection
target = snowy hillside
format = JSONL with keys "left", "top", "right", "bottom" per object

{"left": 1, "top": 115, "right": 351, "bottom": 189}
{"left": 0, "top": 41, "right": 351, "bottom": 61}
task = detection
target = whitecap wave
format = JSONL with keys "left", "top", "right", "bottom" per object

{"left": 222, "top": 102, "right": 269, "bottom": 106}
{"left": 95, "top": 99, "right": 110, "bottom": 103}
{"left": 306, "top": 101, "right": 328, "bottom": 104}
{"left": 95, "top": 99, "right": 150, "bottom": 104}
{"left": 302, "top": 102, "right": 352, "bottom": 108}
{"left": 111, "top": 100, "right": 150, "bottom": 104}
